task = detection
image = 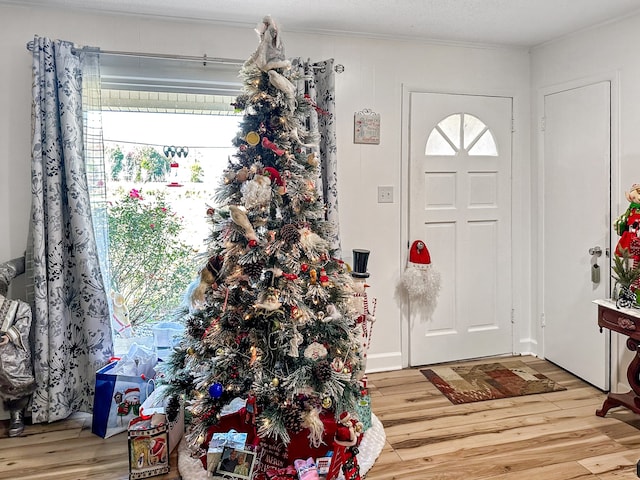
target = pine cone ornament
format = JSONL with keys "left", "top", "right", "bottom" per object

{"left": 186, "top": 315, "right": 207, "bottom": 339}
{"left": 244, "top": 261, "right": 264, "bottom": 279}
{"left": 313, "top": 359, "right": 333, "bottom": 382}
{"left": 617, "top": 286, "right": 637, "bottom": 309}
{"left": 166, "top": 395, "right": 181, "bottom": 423}
{"left": 280, "top": 224, "right": 301, "bottom": 244}
{"left": 282, "top": 404, "right": 304, "bottom": 433}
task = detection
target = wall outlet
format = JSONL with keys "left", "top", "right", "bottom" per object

{"left": 377, "top": 186, "right": 394, "bottom": 203}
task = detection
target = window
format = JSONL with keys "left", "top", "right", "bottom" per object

{"left": 95, "top": 54, "right": 243, "bottom": 347}
{"left": 425, "top": 113, "right": 498, "bottom": 156}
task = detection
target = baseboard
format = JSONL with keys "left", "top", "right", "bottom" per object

{"left": 364, "top": 351, "right": 403, "bottom": 373}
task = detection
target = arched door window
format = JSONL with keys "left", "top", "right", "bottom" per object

{"left": 425, "top": 113, "right": 498, "bottom": 156}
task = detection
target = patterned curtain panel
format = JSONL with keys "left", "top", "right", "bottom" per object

{"left": 29, "top": 37, "right": 113, "bottom": 423}
{"left": 291, "top": 58, "right": 341, "bottom": 258}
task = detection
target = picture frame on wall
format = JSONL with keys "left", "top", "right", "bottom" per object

{"left": 215, "top": 446, "right": 256, "bottom": 480}
{"left": 354, "top": 108, "right": 380, "bottom": 144}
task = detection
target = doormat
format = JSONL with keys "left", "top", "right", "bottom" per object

{"left": 421, "top": 360, "right": 567, "bottom": 405}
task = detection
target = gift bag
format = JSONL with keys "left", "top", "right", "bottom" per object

{"left": 92, "top": 360, "right": 155, "bottom": 438}
{"left": 128, "top": 416, "right": 169, "bottom": 479}
{"left": 139, "top": 385, "right": 184, "bottom": 453}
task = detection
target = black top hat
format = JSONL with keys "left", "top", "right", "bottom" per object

{"left": 351, "top": 249, "right": 370, "bottom": 278}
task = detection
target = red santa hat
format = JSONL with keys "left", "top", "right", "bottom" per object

{"left": 150, "top": 438, "right": 166, "bottom": 458}
{"left": 124, "top": 387, "right": 140, "bottom": 400}
{"left": 409, "top": 240, "right": 432, "bottom": 265}
{"left": 399, "top": 240, "right": 441, "bottom": 318}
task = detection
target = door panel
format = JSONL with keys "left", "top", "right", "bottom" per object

{"left": 409, "top": 92, "right": 513, "bottom": 366}
{"left": 543, "top": 82, "right": 610, "bottom": 390}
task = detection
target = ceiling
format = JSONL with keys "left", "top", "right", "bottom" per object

{"left": 6, "top": 0, "right": 640, "bottom": 47}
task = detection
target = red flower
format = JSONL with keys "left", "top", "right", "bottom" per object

{"left": 129, "top": 188, "right": 143, "bottom": 200}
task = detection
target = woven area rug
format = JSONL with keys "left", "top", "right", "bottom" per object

{"left": 421, "top": 360, "right": 566, "bottom": 405}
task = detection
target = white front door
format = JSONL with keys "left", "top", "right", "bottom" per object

{"left": 408, "top": 92, "right": 513, "bottom": 366}
{"left": 542, "top": 81, "right": 611, "bottom": 390}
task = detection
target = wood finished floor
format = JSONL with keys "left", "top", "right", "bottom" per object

{"left": 1, "top": 355, "right": 639, "bottom": 479}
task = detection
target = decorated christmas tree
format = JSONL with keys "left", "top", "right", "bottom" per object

{"left": 162, "top": 16, "right": 369, "bottom": 477}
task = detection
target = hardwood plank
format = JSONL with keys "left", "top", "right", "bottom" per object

{"left": 2, "top": 355, "right": 640, "bottom": 479}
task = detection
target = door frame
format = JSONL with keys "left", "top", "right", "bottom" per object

{"left": 400, "top": 84, "right": 520, "bottom": 368}
{"left": 536, "top": 72, "right": 620, "bottom": 389}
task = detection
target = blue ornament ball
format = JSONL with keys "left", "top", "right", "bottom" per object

{"left": 209, "top": 382, "right": 223, "bottom": 398}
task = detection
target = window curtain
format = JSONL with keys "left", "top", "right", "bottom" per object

{"left": 291, "top": 58, "right": 341, "bottom": 258}
{"left": 29, "top": 36, "right": 113, "bottom": 423}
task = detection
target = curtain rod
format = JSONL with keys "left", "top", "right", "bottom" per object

{"left": 26, "top": 41, "right": 345, "bottom": 72}
{"left": 26, "top": 41, "right": 244, "bottom": 66}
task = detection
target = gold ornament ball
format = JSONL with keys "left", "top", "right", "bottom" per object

{"left": 322, "top": 397, "right": 332, "bottom": 408}
{"left": 216, "top": 348, "right": 225, "bottom": 356}
{"left": 343, "top": 367, "right": 349, "bottom": 374}
{"left": 271, "top": 378, "right": 280, "bottom": 387}
{"left": 187, "top": 347, "right": 195, "bottom": 355}
{"left": 246, "top": 131, "right": 260, "bottom": 146}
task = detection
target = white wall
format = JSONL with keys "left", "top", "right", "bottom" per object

{"left": 531, "top": 12, "right": 640, "bottom": 391}
{"left": 0, "top": 3, "right": 532, "bottom": 372}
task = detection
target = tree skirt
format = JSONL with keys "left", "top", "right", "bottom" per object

{"left": 177, "top": 414, "right": 386, "bottom": 479}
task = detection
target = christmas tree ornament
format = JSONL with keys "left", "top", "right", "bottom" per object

{"left": 331, "top": 358, "right": 345, "bottom": 372}
{"left": 399, "top": 240, "right": 441, "bottom": 318}
{"left": 241, "top": 174, "right": 272, "bottom": 209}
{"left": 307, "top": 152, "right": 319, "bottom": 167}
{"left": 313, "top": 359, "right": 333, "bottom": 382}
{"left": 246, "top": 15, "right": 291, "bottom": 72}
{"left": 289, "top": 325, "right": 303, "bottom": 358}
{"left": 208, "top": 383, "right": 223, "bottom": 399}
{"left": 319, "top": 269, "right": 330, "bottom": 287}
{"left": 235, "top": 166, "right": 250, "bottom": 182}
{"left": 304, "top": 342, "right": 328, "bottom": 360}
{"left": 324, "top": 304, "right": 342, "bottom": 322}
{"left": 245, "top": 131, "right": 261, "bottom": 146}
{"left": 229, "top": 205, "right": 258, "bottom": 243}
{"left": 254, "top": 289, "right": 283, "bottom": 311}
{"left": 264, "top": 166, "right": 287, "bottom": 194}
{"left": 267, "top": 70, "right": 297, "bottom": 111}
{"left": 262, "top": 136, "right": 286, "bottom": 156}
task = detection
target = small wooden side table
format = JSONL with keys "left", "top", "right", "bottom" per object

{"left": 595, "top": 299, "right": 640, "bottom": 417}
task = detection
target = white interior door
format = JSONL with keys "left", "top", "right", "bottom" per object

{"left": 543, "top": 81, "right": 610, "bottom": 390}
{"left": 408, "top": 92, "right": 513, "bottom": 366}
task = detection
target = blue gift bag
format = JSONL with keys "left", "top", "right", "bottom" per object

{"left": 92, "top": 360, "right": 154, "bottom": 438}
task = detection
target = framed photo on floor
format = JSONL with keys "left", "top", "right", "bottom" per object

{"left": 215, "top": 446, "right": 256, "bottom": 480}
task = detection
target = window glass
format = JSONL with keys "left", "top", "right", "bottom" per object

{"left": 426, "top": 113, "right": 498, "bottom": 157}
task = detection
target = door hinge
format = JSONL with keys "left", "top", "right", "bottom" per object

{"left": 540, "top": 116, "right": 546, "bottom": 132}
{"left": 540, "top": 312, "right": 546, "bottom": 327}
{"left": 511, "top": 308, "right": 515, "bottom": 324}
